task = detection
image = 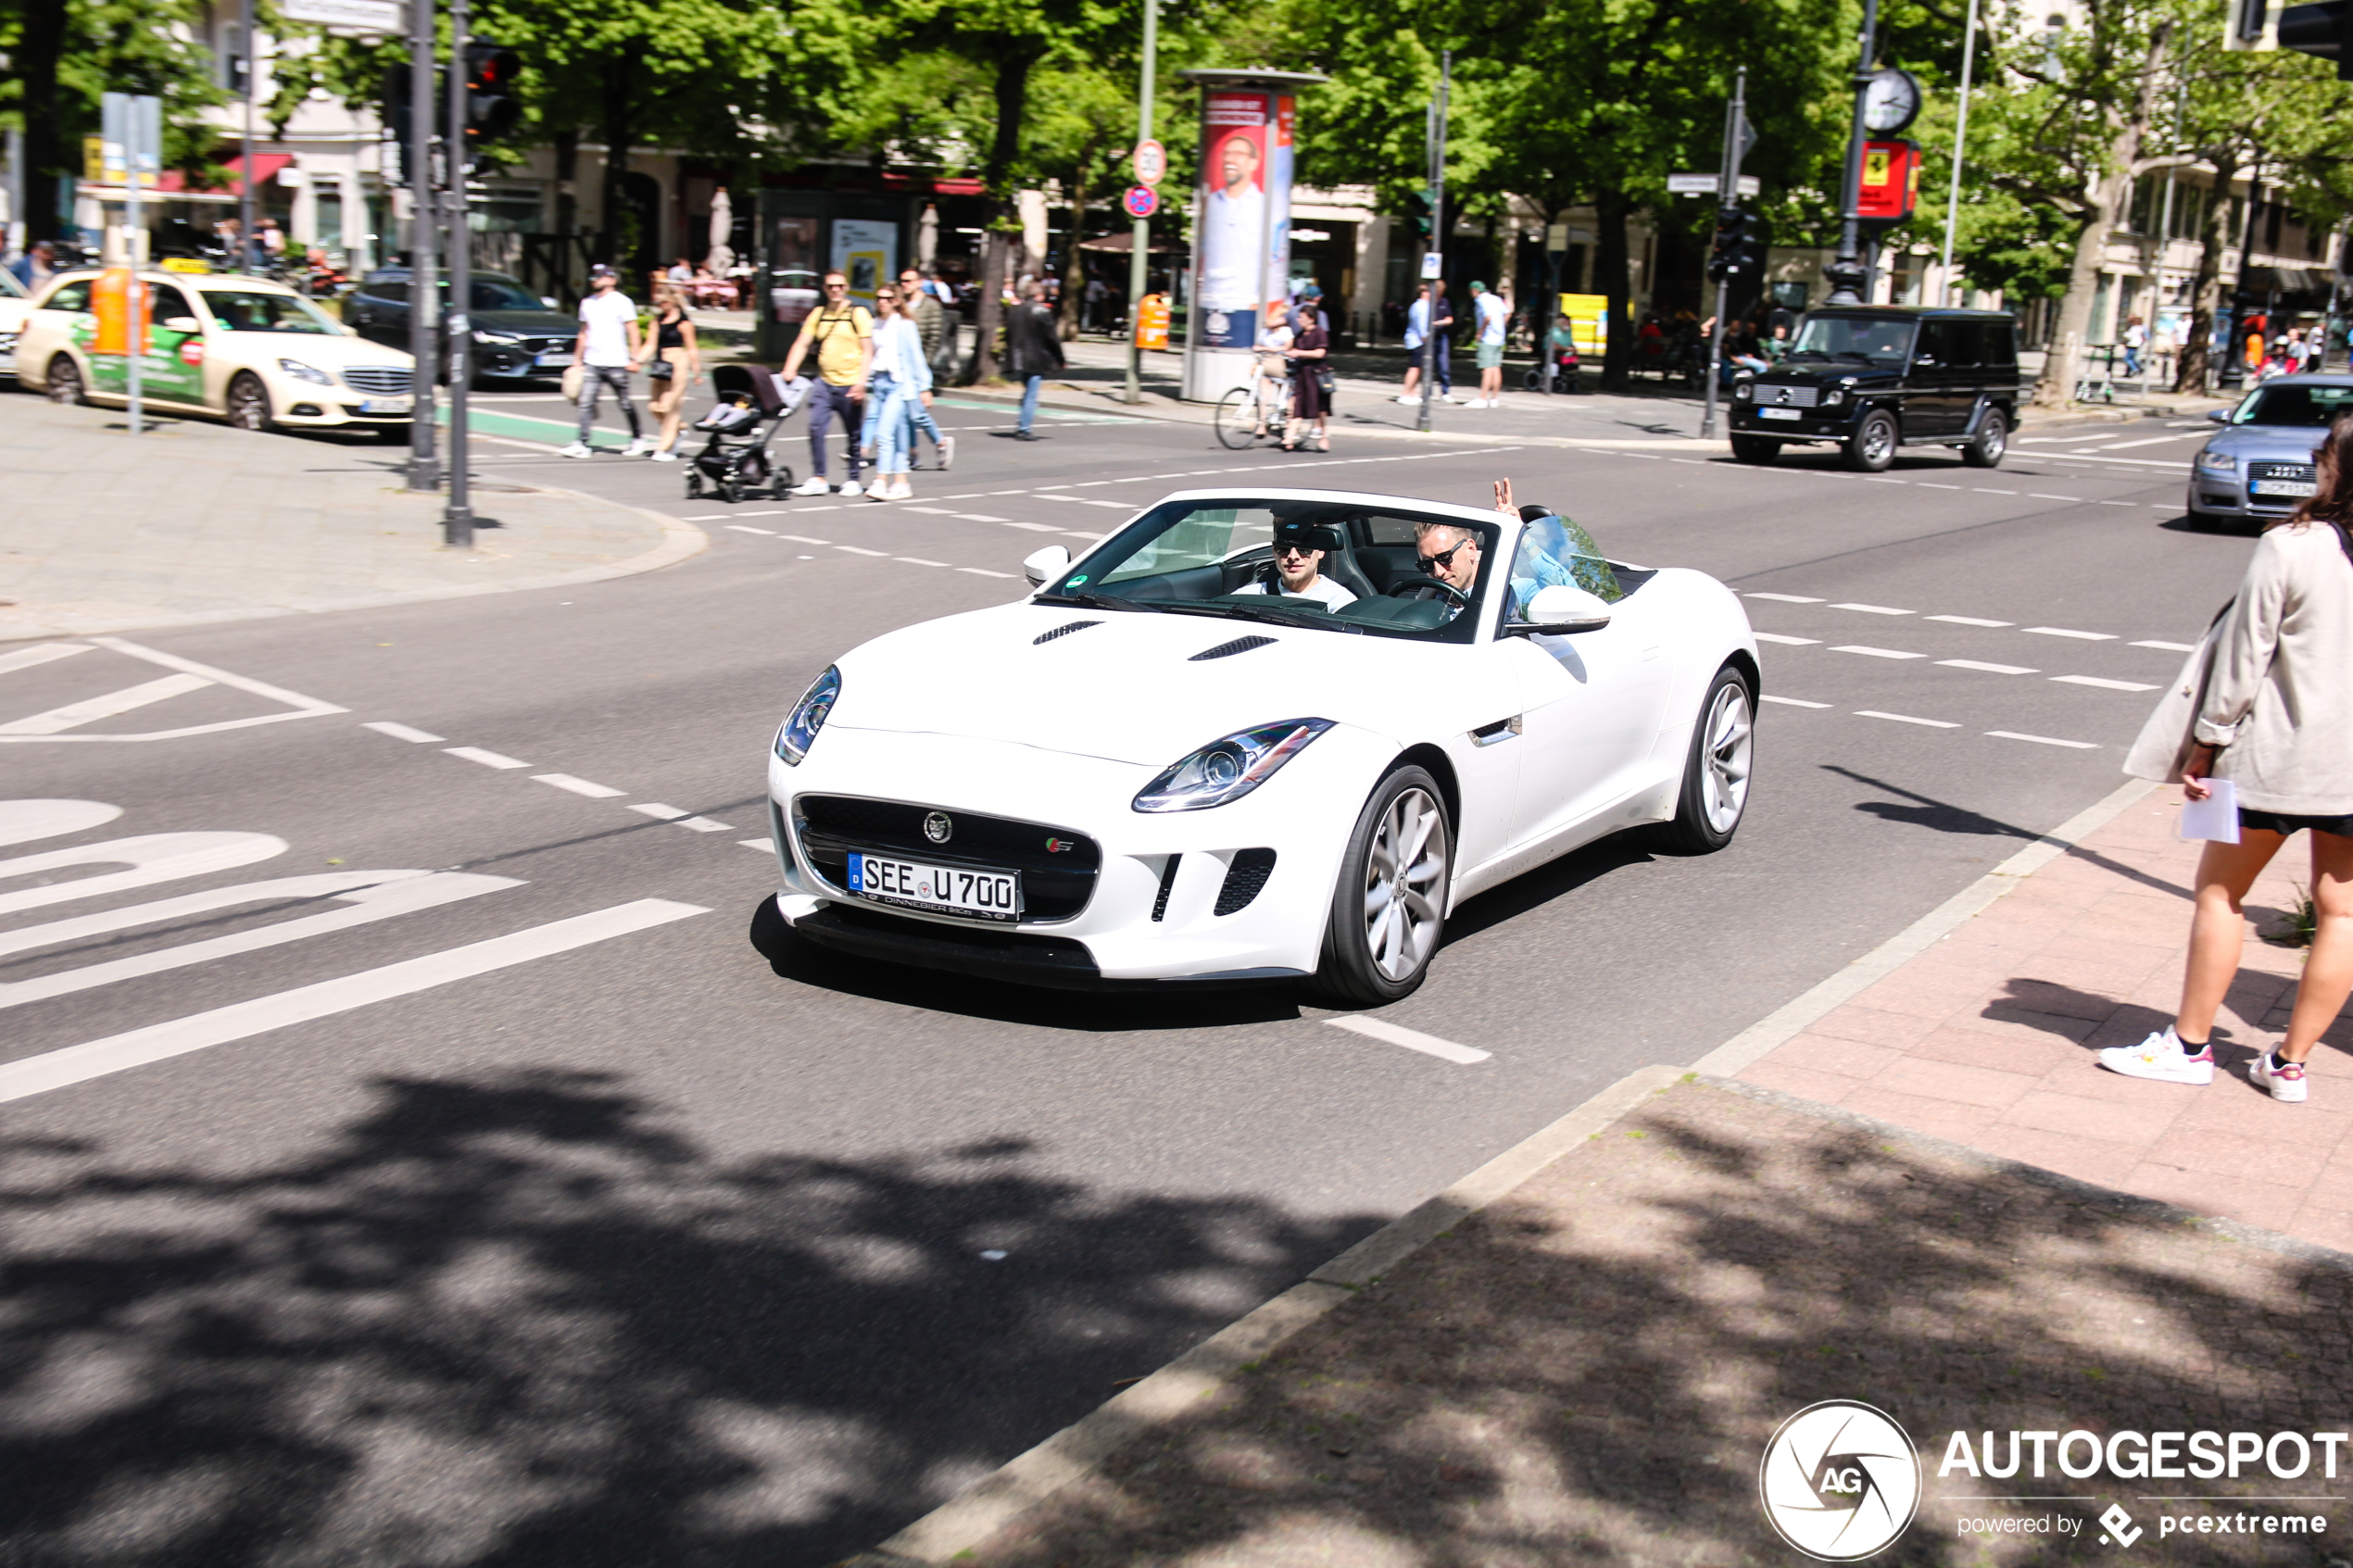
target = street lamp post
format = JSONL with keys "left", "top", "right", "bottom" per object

{"left": 1938, "top": 0, "right": 1981, "bottom": 305}
{"left": 1124, "top": 0, "right": 1157, "bottom": 406}
{"left": 238, "top": 0, "right": 257, "bottom": 273}
{"left": 444, "top": 0, "right": 473, "bottom": 546}
{"left": 1699, "top": 68, "right": 1748, "bottom": 442}
{"left": 1417, "top": 50, "right": 1450, "bottom": 436}
{"left": 1825, "top": 0, "right": 1881, "bottom": 305}
{"left": 405, "top": 0, "right": 440, "bottom": 491}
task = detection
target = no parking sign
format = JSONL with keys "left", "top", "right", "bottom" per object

{"left": 1123, "top": 185, "right": 1159, "bottom": 220}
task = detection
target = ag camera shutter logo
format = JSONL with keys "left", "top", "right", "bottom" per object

{"left": 1759, "top": 1400, "right": 1922, "bottom": 1561}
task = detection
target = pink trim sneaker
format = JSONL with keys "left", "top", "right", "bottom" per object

{"left": 2250, "top": 1051, "right": 2310, "bottom": 1104}
{"left": 2096, "top": 1027, "right": 2215, "bottom": 1085}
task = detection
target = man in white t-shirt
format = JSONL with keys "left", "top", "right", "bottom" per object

{"left": 1468, "top": 281, "right": 1511, "bottom": 408}
{"left": 1237, "top": 521, "right": 1357, "bottom": 609}
{"left": 562, "top": 265, "right": 651, "bottom": 458}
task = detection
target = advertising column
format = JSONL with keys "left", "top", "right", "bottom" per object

{"left": 1180, "top": 69, "right": 1322, "bottom": 403}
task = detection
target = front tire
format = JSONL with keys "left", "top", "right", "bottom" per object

{"left": 1307, "top": 765, "right": 1453, "bottom": 1009}
{"left": 1214, "top": 386, "right": 1260, "bottom": 450}
{"left": 226, "top": 372, "right": 274, "bottom": 433}
{"left": 1730, "top": 433, "right": 1781, "bottom": 466}
{"left": 1655, "top": 664, "right": 1755, "bottom": 855}
{"left": 45, "top": 356, "right": 85, "bottom": 406}
{"left": 1843, "top": 408, "right": 1898, "bottom": 472}
{"left": 1960, "top": 408, "right": 2008, "bottom": 468}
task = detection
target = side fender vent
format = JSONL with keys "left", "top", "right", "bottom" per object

{"left": 1214, "top": 847, "right": 1277, "bottom": 916}
{"left": 1034, "top": 620, "right": 1103, "bottom": 645}
{"left": 1189, "top": 635, "right": 1277, "bottom": 662}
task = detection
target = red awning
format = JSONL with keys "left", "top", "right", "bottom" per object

{"left": 151, "top": 152, "right": 296, "bottom": 196}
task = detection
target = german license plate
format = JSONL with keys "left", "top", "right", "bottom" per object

{"left": 1757, "top": 407, "right": 1803, "bottom": 420}
{"left": 848, "top": 851, "right": 1022, "bottom": 922}
{"left": 359, "top": 396, "right": 412, "bottom": 414}
{"left": 535, "top": 351, "right": 574, "bottom": 369}
{"left": 2253, "top": 479, "right": 2315, "bottom": 497}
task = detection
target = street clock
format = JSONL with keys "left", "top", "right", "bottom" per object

{"left": 1860, "top": 68, "right": 1923, "bottom": 133}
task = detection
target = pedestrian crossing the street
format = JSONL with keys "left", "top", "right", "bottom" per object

{"left": 0, "top": 637, "right": 346, "bottom": 743}
{"left": 0, "top": 797, "right": 707, "bottom": 1105}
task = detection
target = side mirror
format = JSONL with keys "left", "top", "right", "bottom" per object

{"left": 2206, "top": 408, "right": 2229, "bottom": 423}
{"left": 1023, "top": 544, "right": 1072, "bottom": 587}
{"left": 542, "top": 296, "right": 559, "bottom": 308}
{"left": 160, "top": 315, "right": 200, "bottom": 332}
{"left": 1511, "top": 583, "right": 1614, "bottom": 635}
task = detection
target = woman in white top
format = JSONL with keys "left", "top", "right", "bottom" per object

{"left": 2110, "top": 415, "right": 2353, "bottom": 1102}
{"left": 861, "top": 286, "right": 931, "bottom": 501}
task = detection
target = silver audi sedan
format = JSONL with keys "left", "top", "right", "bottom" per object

{"left": 2187, "top": 375, "right": 2353, "bottom": 530}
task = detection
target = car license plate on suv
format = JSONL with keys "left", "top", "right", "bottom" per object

{"left": 535, "top": 351, "right": 574, "bottom": 369}
{"left": 1757, "top": 407, "right": 1802, "bottom": 420}
{"left": 2253, "top": 479, "right": 2316, "bottom": 497}
{"left": 848, "top": 851, "right": 1022, "bottom": 922}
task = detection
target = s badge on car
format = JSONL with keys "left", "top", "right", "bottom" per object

{"left": 924, "top": 812, "right": 953, "bottom": 845}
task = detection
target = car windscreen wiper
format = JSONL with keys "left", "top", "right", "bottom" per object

{"left": 1159, "top": 599, "right": 1364, "bottom": 633}
{"left": 1035, "top": 591, "right": 1160, "bottom": 613}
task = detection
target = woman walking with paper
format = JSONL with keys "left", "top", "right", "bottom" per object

{"left": 2108, "top": 418, "right": 2353, "bottom": 1101}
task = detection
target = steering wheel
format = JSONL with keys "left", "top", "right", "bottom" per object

{"left": 1387, "top": 576, "right": 1470, "bottom": 609}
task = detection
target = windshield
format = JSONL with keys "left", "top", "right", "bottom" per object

{"left": 2233, "top": 383, "right": 2353, "bottom": 427}
{"left": 466, "top": 275, "right": 545, "bottom": 311}
{"left": 0, "top": 269, "right": 25, "bottom": 300}
{"left": 1043, "top": 499, "right": 1502, "bottom": 641}
{"left": 1789, "top": 314, "right": 1916, "bottom": 367}
{"left": 200, "top": 289, "right": 342, "bottom": 334}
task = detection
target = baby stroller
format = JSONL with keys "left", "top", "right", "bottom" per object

{"left": 686, "top": 364, "right": 807, "bottom": 503}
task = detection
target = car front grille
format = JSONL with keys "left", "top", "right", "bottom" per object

{"left": 2246, "top": 459, "right": 2318, "bottom": 511}
{"left": 2247, "top": 460, "right": 2316, "bottom": 483}
{"left": 795, "top": 795, "right": 1101, "bottom": 922}
{"left": 1758, "top": 383, "right": 1820, "bottom": 408}
{"left": 343, "top": 366, "right": 413, "bottom": 395}
{"left": 1214, "top": 848, "right": 1277, "bottom": 916}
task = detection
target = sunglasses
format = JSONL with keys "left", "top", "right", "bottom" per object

{"left": 1418, "top": 539, "right": 1476, "bottom": 573}
{"left": 1273, "top": 542, "right": 1321, "bottom": 558}
{"left": 824, "top": 282, "right": 848, "bottom": 290}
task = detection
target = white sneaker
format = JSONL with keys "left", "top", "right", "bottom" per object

{"left": 649, "top": 449, "right": 677, "bottom": 463}
{"left": 2096, "top": 1026, "right": 2215, "bottom": 1085}
{"left": 2250, "top": 1050, "right": 2311, "bottom": 1103}
{"left": 937, "top": 435, "right": 956, "bottom": 471}
{"left": 791, "top": 476, "right": 833, "bottom": 496}
{"left": 1394, "top": 395, "right": 1418, "bottom": 404}
{"left": 557, "top": 442, "right": 593, "bottom": 458}
{"left": 623, "top": 437, "right": 654, "bottom": 457}
{"left": 838, "top": 480, "right": 864, "bottom": 497}
{"left": 887, "top": 482, "right": 914, "bottom": 500}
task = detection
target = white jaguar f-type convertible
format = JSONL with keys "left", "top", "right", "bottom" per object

{"left": 759, "top": 487, "right": 1759, "bottom": 1006}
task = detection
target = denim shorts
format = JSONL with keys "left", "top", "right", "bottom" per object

{"left": 2240, "top": 807, "right": 2353, "bottom": 838}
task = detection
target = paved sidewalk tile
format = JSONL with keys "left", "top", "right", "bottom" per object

{"left": 1741, "top": 789, "right": 2352, "bottom": 1257}
{"left": 941, "top": 1080, "right": 2353, "bottom": 1566}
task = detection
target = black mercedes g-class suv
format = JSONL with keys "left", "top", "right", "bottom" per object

{"left": 1729, "top": 306, "right": 2022, "bottom": 471}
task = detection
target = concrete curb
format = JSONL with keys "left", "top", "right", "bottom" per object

{"left": 841, "top": 1060, "right": 1689, "bottom": 1567}
{"left": 0, "top": 485, "right": 708, "bottom": 643}
{"left": 1690, "top": 774, "right": 2160, "bottom": 1079}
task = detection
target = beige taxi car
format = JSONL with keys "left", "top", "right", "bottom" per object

{"left": 13, "top": 269, "right": 418, "bottom": 439}
{"left": 0, "top": 267, "right": 32, "bottom": 378}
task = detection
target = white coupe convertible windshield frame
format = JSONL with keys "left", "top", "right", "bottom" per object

{"left": 1040, "top": 498, "right": 1502, "bottom": 643}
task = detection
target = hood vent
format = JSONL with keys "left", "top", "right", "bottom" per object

{"left": 1033, "top": 620, "right": 1103, "bottom": 645}
{"left": 1189, "top": 634, "right": 1277, "bottom": 662}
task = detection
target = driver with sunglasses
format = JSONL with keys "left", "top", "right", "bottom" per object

{"left": 1239, "top": 520, "right": 1358, "bottom": 609}
{"left": 1412, "top": 521, "right": 1482, "bottom": 618}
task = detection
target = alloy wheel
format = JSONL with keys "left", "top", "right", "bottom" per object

{"left": 1361, "top": 786, "right": 1448, "bottom": 982}
{"left": 1861, "top": 417, "right": 1894, "bottom": 467}
{"left": 227, "top": 375, "right": 270, "bottom": 432}
{"left": 1701, "top": 680, "right": 1754, "bottom": 834}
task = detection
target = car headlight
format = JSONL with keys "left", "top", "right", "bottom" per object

{"left": 774, "top": 666, "right": 840, "bottom": 766}
{"left": 1732, "top": 381, "right": 1753, "bottom": 401}
{"left": 476, "top": 329, "right": 523, "bottom": 344}
{"left": 1133, "top": 718, "right": 1334, "bottom": 813}
{"left": 1822, "top": 388, "right": 1845, "bottom": 408}
{"left": 2196, "top": 449, "right": 2236, "bottom": 473}
{"left": 278, "top": 358, "right": 335, "bottom": 385}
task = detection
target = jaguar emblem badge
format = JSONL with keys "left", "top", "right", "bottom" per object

{"left": 924, "top": 812, "right": 953, "bottom": 844}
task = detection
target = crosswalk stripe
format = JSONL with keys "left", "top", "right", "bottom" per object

{"left": 0, "top": 643, "right": 93, "bottom": 677}
{"left": 0, "top": 832, "right": 286, "bottom": 918}
{"left": 0, "top": 898, "right": 708, "bottom": 1105}
{"left": 0, "top": 673, "right": 214, "bottom": 735}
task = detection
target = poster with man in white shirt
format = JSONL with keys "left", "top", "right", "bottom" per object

{"left": 1195, "top": 91, "right": 1293, "bottom": 351}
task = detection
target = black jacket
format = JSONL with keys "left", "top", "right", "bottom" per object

{"left": 1006, "top": 302, "right": 1064, "bottom": 379}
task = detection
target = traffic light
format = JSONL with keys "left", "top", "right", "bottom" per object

{"left": 1404, "top": 187, "right": 1436, "bottom": 240}
{"left": 2280, "top": 0, "right": 2353, "bottom": 76}
{"left": 461, "top": 42, "right": 524, "bottom": 159}
{"left": 1708, "top": 207, "right": 1766, "bottom": 282}
{"left": 381, "top": 65, "right": 414, "bottom": 186}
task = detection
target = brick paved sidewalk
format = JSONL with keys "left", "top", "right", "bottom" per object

{"left": 0, "top": 397, "right": 703, "bottom": 642}
{"left": 1737, "top": 787, "right": 2353, "bottom": 1248}
{"left": 900, "top": 1077, "right": 2353, "bottom": 1567}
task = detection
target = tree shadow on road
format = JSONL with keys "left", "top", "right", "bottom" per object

{"left": 0, "top": 1070, "right": 1385, "bottom": 1567}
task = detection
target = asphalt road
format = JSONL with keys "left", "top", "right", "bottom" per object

{"left": 0, "top": 387, "right": 2240, "bottom": 1566}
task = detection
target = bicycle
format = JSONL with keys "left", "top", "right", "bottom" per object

{"left": 1214, "top": 370, "right": 1296, "bottom": 450}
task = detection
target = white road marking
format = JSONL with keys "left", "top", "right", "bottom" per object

{"left": 2052, "top": 674, "right": 2158, "bottom": 691}
{"left": 0, "top": 643, "right": 93, "bottom": 676}
{"left": 2023, "top": 626, "right": 2115, "bottom": 641}
{"left": 1326, "top": 1014, "right": 1491, "bottom": 1065}
{"left": 958, "top": 568, "right": 1017, "bottom": 578}
{"left": 1755, "top": 633, "right": 1819, "bottom": 646}
{"left": 2133, "top": 639, "right": 2196, "bottom": 652}
{"left": 1040, "top": 495, "right": 1135, "bottom": 509}
{"left": 2027, "top": 493, "right": 2076, "bottom": 501}
{"left": 532, "top": 773, "right": 625, "bottom": 798}
{"left": 0, "top": 899, "right": 708, "bottom": 1105}
{"left": 1831, "top": 646, "right": 1926, "bottom": 659}
{"left": 363, "top": 721, "right": 446, "bottom": 743}
{"left": 955, "top": 513, "right": 1011, "bottom": 522}
{"left": 2034, "top": 449, "right": 2196, "bottom": 468}
{"left": 0, "top": 673, "right": 214, "bottom": 735}
{"left": 2096, "top": 500, "right": 2143, "bottom": 508}
{"left": 780, "top": 534, "right": 831, "bottom": 545}
{"left": 836, "top": 546, "right": 890, "bottom": 557}
{"left": 896, "top": 557, "right": 950, "bottom": 567}
{"left": 1926, "top": 615, "right": 2012, "bottom": 627}
{"left": 0, "top": 831, "right": 287, "bottom": 918}
{"left": 0, "top": 868, "right": 417, "bottom": 960}
{"left": 1761, "top": 696, "right": 1831, "bottom": 708}
{"left": 1988, "top": 730, "right": 2100, "bottom": 749}
{"left": 739, "top": 838, "right": 774, "bottom": 851}
{"left": 1919, "top": 483, "right": 1962, "bottom": 490}
{"left": 2, "top": 637, "right": 347, "bottom": 745}
{"left": 630, "top": 802, "right": 688, "bottom": 821}
{"left": 681, "top": 513, "right": 737, "bottom": 521}
{"left": 725, "top": 525, "right": 775, "bottom": 535}
{"left": 1006, "top": 521, "right": 1063, "bottom": 533}
{"left": 1972, "top": 487, "right": 2016, "bottom": 495}
{"left": 1938, "top": 659, "right": 2038, "bottom": 675}
{"left": 677, "top": 817, "right": 734, "bottom": 833}
{"left": 0, "top": 872, "right": 518, "bottom": 1010}
{"left": 0, "top": 799, "right": 122, "bottom": 848}
{"left": 1856, "top": 710, "right": 1959, "bottom": 728}
{"left": 902, "top": 507, "right": 954, "bottom": 514}
{"left": 1831, "top": 603, "right": 1913, "bottom": 615}
{"left": 1063, "top": 532, "right": 1102, "bottom": 541}
{"left": 444, "top": 746, "right": 530, "bottom": 769}
{"left": 1744, "top": 593, "right": 1824, "bottom": 603}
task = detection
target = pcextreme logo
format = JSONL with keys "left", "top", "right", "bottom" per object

{"left": 1759, "top": 1400, "right": 1923, "bottom": 1562}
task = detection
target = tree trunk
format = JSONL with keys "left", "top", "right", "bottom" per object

{"left": 552, "top": 129, "right": 580, "bottom": 293}
{"left": 19, "top": 0, "right": 67, "bottom": 244}
{"left": 975, "top": 229, "right": 1010, "bottom": 381}
{"left": 974, "top": 47, "right": 1039, "bottom": 383}
{"left": 1059, "top": 165, "right": 1092, "bottom": 341}
{"left": 598, "top": 59, "right": 635, "bottom": 275}
{"left": 2175, "top": 146, "right": 2236, "bottom": 395}
{"left": 2033, "top": 22, "right": 2172, "bottom": 410}
{"left": 1595, "top": 187, "right": 1635, "bottom": 393}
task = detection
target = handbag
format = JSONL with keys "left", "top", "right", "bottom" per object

{"left": 560, "top": 362, "right": 584, "bottom": 403}
{"left": 1315, "top": 364, "right": 1337, "bottom": 396}
{"left": 647, "top": 349, "right": 675, "bottom": 381}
